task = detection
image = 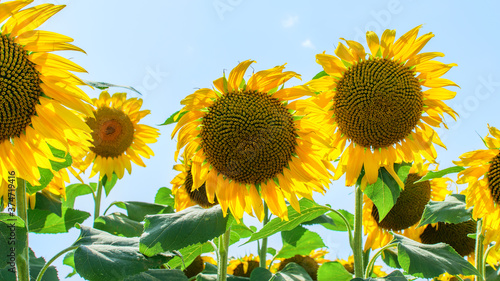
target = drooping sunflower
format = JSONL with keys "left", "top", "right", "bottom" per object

{"left": 336, "top": 255, "right": 386, "bottom": 277}
{"left": 309, "top": 25, "right": 458, "bottom": 186}
{"left": 75, "top": 91, "right": 160, "bottom": 180}
{"left": 0, "top": 0, "right": 94, "bottom": 205}
{"left": 272, "top": 249, "right": 330, "bottom": 280}
{"left": 363, "top": 164, "right": 450, "bottom": 250}
{"left": 172, "top": 60, "right": 332, "bottom": 220}
{"left": 227, "top": 254, "right": 263, "bottom": 277}
{"left": 183, "top": 255, "right": 216, "bottom": 279}
{"left": 419, "top": 220, "right": 476, "bottom": 262}
{"left": 171, "top": 159, "right": 218, "bottom": 211}
{"left": 454, "top": 125, "right": 500, "bottom": 248}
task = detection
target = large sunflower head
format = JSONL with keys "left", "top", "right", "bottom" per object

{"left": 172, "top": 60, "right": 332, "bottom": 220}
{"left": 309, "top": 25, "right": 458, "bottom": 186}
{"left": 75, "top": 91, "right": 160, "bottom": 180}
{"left": 0, "top": 0, "right": 95, "bottom": 203}
{"left": 419, "top": 220, "right": 476, "bottom": 258}
{"left": 363, "top": 164, "right": 451, "bottom": 250}
{"left": 171, "top": 159, "right": 218, "bottom": 211}
{"left": 454, "top": 125, "right": 500, "bottom": 248}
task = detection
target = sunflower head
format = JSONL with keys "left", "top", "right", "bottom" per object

{"left": 272, "top": 249, "right": 329, "bottom": 280}
{"left": 227, "top": 254, "right": 261, "bottom": 277}
{"left": 454, "top": 125, "right": 500, "bottom": 248}
{"left": 310, "top": 25, "right": 458, "bottom": 186}
{"left": 419, "top": 220, "right": 476, "bottom": 257}
{"left": 336, "top": 255, "right": 386, "bottom": 277}
{"left": 172, "top": 60, "right": 332, "bottom": 220}
{"left": 0, "top": 0, "right": 95, "bottom": 203}
{"left": 364, "top": 164, "right": 451, "bottom": 250}
{"left": 171, "top": 160, "right": 218, "bottom": 211}
{"left": 183, "top": 255, "right": 216, "bottom": 278}
{"left": 75, "top": 91, "right": 160, "bottom": 180}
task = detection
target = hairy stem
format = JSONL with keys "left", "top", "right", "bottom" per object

{"left": 16, "top": 178, "right": 29, "bottom": 281}
{"left": 353, "top": 185, "right": 364, "bottom": 278}
{"left": 259, "top": 203, "right": 269, "bottom": 268}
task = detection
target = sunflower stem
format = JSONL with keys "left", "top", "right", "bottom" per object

{"left": 327, "top": 208, "right": 353, "bottom": 248}
{"left": 364, "top": 243, "right": 397, "bottom": 278}
{"left": 353, "top": 184, "right": 364, "bottom": 278}
{"left": 475, "top": 218, "right": 485, "bottom": 281}
{"left": 36, "top": 246, "right": 78, "bottom": 281}
{"left": 93, "top": 180, "right": 103, "bottom": 226}
{"left": 259, "top": 203, "right": 269, "bottom": 268}
{"left": 16, "top": 178, "right": 30, "bottom": 281}
{"left": 217, "top": 226, "right": 231, "bottom": 281}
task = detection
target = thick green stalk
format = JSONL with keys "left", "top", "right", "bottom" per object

{"left": 353, "top": 185, "right": 364, "bottom": 278}
{"left": 475, "top": 219, "right": 485, "bottom": 281}
{"left": 217, "top": 227, "right": 231, "bottom": 281}
{"left": 16, "top": 178, "right": 29, "bottom": 281}
{"left": 36, "top": 246, "right": 78, "bottom": 281}
{"left": 259, "top": 203, "right": 269, "bottom": 268}
{"left": 93, "top": 181, "right": 103, "bottom": 226}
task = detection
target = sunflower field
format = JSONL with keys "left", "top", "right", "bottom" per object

{"left": 1, "top": 1, "right": 500, "bottom": 281}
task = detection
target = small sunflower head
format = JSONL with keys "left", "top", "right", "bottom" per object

{"left": 227, "top": 255, "right": 260, "bottom": 277}
{"left": 183, "top": 255, "right": 216, "bottom": 278}
{"left": 277, "top": 255, "right": 319, "bottom": 280}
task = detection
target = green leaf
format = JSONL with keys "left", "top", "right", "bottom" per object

{"left": 485, "top": 264, "right": 500, "bottom": 281}
{"left": 351, "top": 270, "right": 408, "bottom": 280}
{"left": 63, "top": 183, "right": 94, "bottom": 209}
{"left": 102, "top": 173, "right": 119, "bottom": 197}
{"left": 83, "top": 80, "right": 142, "bottom": 95}
{"left": 270, "top": 262, "right": 313, "bottom": 281}
{"left": 28, "top": 207, "right": 90, "bottom": 233}
{"left": 302, "top": 209, "right": 354, "bottom": 232}
{"left": 275, "top": 226, "right": 325, "bottom": 259}
{"left": 111, "top": 201, "right": 174, "bottom": 221}
{"left": 250, "top": 267, "right": 273, "bottom": 281}
{"left": 312, "top": 71, "right": 328, "bottom": 80}
{"left": 393, "top": 234, "right": 480, "bottom": 278}
{"left": 161, "top": 110, "right": 188, "bottom": 126}
{"left": 33, "top": 192, "right": 62, "bottom": 217}
{"left": 231, "top": 223, "right": 255, "bottom": 239}
{"left": 62, "top": 251, "right": 77, "bottom": 278}
{"left": 124, "top": 269, "right": 189, "bottom": 281}
{"left": 140, "top": 205, "right": 228, "bottom": 256}
{"left": 94, "top": 212, "right": 144, "bottom": 237}
{"left": 317, "top": 261, "right": 352, "bottom": 281}
{"left": 26, "top": 168, "right": 54, "bottom": 194}
{"left": 381, "top": 248, "right": 401, "bottom": 269}
{"left": 73, "top": 226, "right": 175, "bottom": 281}
{"left": 29, "top": 248, "right": 60, "bottom": 281}
{"left": 196, "top": 264, "right": 250, "bottom": 281}
{"left": 414, "top": 166, "right": 465, "bottom": 183}
{"left": 167, "top": 242, "right": 214, "bottom": 269}
{"left": 48, "top": 145, "right": 72, "bottom": 171}
{"left": 0, "top": 214, "right": 27, "bottom": 270}
{"left": 247, "top": 199, "right": 330, "bottom": 244}
{"left": 418, "top": 194, "right": 473, "bottom": 227}
{"left": 267, "top": 247, "right": 276, "bottom": 256}
{"left": 364, "top": 167, "right": 402, "bottom": 222}
{"left": 154, "top": 187, "right": 175, "bottom": 207}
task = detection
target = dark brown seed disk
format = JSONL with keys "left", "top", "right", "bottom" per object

{"left": 277, "top": 255, "right": 319, "bottom": 280}
{"left": 420, "top": 220, "right": 477, "bottom": 257}
{"left": 184, "top": 169, "right": 218, "bottom": 208}
{"left": 0, "top": 35, "right": 43, "bottom": 141}
{"left": 488, "top": 151, "right": 500, "bottom": 204}
{"left": 232, "top": 260, "right": 259, "bottom": 277}
{"left": 371, "top": 173, "right": 431, "bottom": 231}
{"left": 183, "top": 255, "right": 205, "bottom": 278}
{"left": 86, "top": 107, "right": 135, "bottom": 158}
{"left": 201, "top": 91, "right": 296, "bottom": 184}
{"left": 334, "top": 58, "right": 423, "bottom": 148}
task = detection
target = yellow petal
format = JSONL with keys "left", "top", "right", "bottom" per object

{"left": 227, "top": 60, "right": 254, "bottom": 92}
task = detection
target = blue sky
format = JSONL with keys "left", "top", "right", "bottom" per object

{"left": 27, "top": 0, "right": 500, "bottom": 279}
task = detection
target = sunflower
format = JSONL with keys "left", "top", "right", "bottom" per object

{"left": 419, "top": 220, "right": 476, "bottom": 260}
{"left": 273, "top": 249, "right": 330, "bottom": 280}
{"left": 227, "top": 254, "right": 262, "bottom": 277}
{"left": 336, "top": 255, "right": 386, "bottom": 277}
{"left": 75, "top": 91, "right": 160, "bottom": 180}
{"left": 0, "top": 0, "right": 95, "bottom": 206}
{"left": 172, "top": 60, "right": 332, "bottom": 220}
{"left": 363, "top": 164, "right": 450, "bottom": 250}
{"left": 454, "top": 125, "right": 500, "bottom": 249}
{"left": 171, "top": 159, "right": 218, "bottom": 211}
{"left": 183, "top": 255, "right": 216, "bottom": 279}
{"left": 309, "top": 25, "right": 458, "bottom": 186}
